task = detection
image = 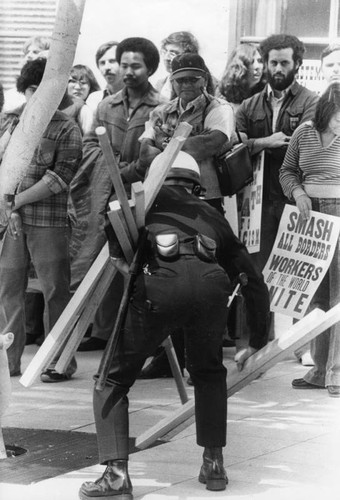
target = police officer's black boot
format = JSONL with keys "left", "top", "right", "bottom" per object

{"left": 79, "top": 459, "right": 133, "bottom": 500}
{"left": 198, "top": 447, "right": 228, "bottom": 491}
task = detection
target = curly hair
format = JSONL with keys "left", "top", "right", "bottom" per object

{"left": 314, "top": 82, "right": 340, "bottom": 132}
{"left": 161, "top": 31, "right": 199, "bottom": 54}
{"left": 70, "top": 64, "right": 101, "bottom": 95}
{"left": 16, "top": 57, "right": 46, "bottom": 93}
{"left": 95, "top": 41, "right": 120, "bottom": 67}
{"left": 219, "top": 43, "right": 265, "bottom": 104}
{"left": 259, "top": 34, "right": 305, "bottom": 67}
{"left": 116, "top": 37, "right": 160, "bottom": 76}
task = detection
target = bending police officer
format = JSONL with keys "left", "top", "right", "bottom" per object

{"left": 79, "top": 152, "right": 270, "bottom": 500}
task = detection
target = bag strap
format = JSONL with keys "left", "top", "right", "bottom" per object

{"left": 235, "top": 127, "right": 243, "bottom": 144}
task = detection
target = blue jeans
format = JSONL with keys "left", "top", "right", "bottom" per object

{"left": 304, "top": 198, "right": 340, "bottom": 387}
{"left": 0, "top": 224, "right": 75, "bottom": 375}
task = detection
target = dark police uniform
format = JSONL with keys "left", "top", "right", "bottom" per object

{"left": 94, "top": 185, "right": 269, "bottom": 464}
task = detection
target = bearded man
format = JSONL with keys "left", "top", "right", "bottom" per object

{"left": 236, "top": 34, "right": 319, "bottom": 273}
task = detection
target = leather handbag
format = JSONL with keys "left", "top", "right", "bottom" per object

{"left": 215, "top": 128, "right": 253, "bottom": 196}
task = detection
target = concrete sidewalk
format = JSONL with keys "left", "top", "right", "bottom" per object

{"left": 1, "top": 331, "right": 340, "bottom": 500}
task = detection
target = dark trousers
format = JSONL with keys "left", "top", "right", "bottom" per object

{"left": 93, "top": 256, "right": 230, "bottom": 463}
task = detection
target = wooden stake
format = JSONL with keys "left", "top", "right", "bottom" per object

{"left": 96, "top": 127, "right": 139, "bottom": 245}
{"left": 136, "top": 306, "right": 340, "bottom": 449}
{"left": 162, "top": 337, "right": 189, "bottom": 404}
{"left": 54, "top": 264, "right": 117, "bottom": 373}
{"left": 107, "top": 207, "right": 135, "bottom": 263}
{"left": 20, "top": 245, "right": 111, "bottom": 387}
{"left": 143, "top": 122, "right": 193, "bottom": 211}
{"left": 20, "top": 122, "right": 193, "bottom": 388}
{"left": 131, "top": 182, "right": 145, "bottom": 229}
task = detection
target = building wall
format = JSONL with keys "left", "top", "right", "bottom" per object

{"left": 73, "top": 0, "right": 231, "bottom": 87}
{"left": 0, "top": 0, "right": 56, "bottom": 90}
{"left": 0, "top": 0, "right": 338, "bottom": 92}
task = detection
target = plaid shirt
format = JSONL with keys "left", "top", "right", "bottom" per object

{"left": 15, "top": 110, "right": 83, "bottom": 227}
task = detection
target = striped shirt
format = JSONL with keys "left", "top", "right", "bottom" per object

{"left": 15, "top": 110, "right": 83, "bottom": 227}
{"left": 280, "top": 121, "right": 340, "bottom": 200}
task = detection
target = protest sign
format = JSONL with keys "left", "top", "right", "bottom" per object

{"left": 263, "top": 205, "right": 340, "bottom": 319}
{"left": 239, "top": 152, "right": 264, "bottom": 253}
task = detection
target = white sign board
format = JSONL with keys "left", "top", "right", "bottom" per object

{"left": 239, "top": 152, "right": 264, "bottom": 253}
{"left": 263, "top": 205, "right": 340, "bottom": 319}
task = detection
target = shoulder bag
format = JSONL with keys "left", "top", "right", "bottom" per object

{"left": 214, "top": 127, "right": 253, "bottom": 197}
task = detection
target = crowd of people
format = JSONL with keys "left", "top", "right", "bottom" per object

{"left": 0, "top": 30, "right": 339, "bottom": 498}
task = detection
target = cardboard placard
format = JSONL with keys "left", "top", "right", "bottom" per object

{"left": 263, "top": 205, "right": 340, "bottom": 318}
{"left": 239, "top": 152, "right": 264, "bottom": 253}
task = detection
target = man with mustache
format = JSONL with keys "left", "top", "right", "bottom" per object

{"left": 236, "top": 34, "right": 318, "bottom": 343}
{"left": 86, "top": 40, "right": 124, "bottom": 114}
{"left": 76, "top": 37, "right": 163, "bottom": 353}
{"left": 236, "top": 34, "right": 318, "bottom": 274}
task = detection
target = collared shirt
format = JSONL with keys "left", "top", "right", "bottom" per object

{"left": 83, "top": 83, "right": 163, "bottom": 185}
{"left": 267, "top": 84, "right": 290, "bottom": 132}
{"left": 142, "top": 93, "right": 234, "bottom": 199}
{"left": 15, "top": 110, "right": 83, "bottom": 227}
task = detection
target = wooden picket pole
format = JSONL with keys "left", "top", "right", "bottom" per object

{"left": 136, "top": 305, "right": 340, "bottom": 449}
{"left": 96, "top": 127, "right": 139, "bottom": 245}
{"left": 54, "top": 263, "right": 117, "bottom": 373}
{"left": 20, "top": 245, "right": 111, "bottom": 387}
{"left": 20, "top": 123, "right": 193, "bottom": 387}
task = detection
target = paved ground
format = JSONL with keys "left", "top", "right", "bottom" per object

{"left": 1, "top": 317, "right": 340, "bottom": 500}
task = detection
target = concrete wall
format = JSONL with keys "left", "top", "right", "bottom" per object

{"left": 73, "top": 0, "right": 231, "bottom": 87}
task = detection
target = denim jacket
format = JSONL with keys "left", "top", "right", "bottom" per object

{"left": 83, "top": 84, "right": 162, "bottom": 185}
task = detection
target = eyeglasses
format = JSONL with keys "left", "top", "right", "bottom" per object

{"left": 161, "top": 48, "right": 182, "bottom": 59}
{"left": 173, "top": 77, "right": 202, "bottom": 85}
{"left": 68, "top": 78, "right": 89, "bottom": 86}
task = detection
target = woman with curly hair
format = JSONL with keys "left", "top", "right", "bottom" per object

{"left": 218, "top": 43, "right": 265, "bottom": 110}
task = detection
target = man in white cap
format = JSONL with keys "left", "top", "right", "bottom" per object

{"left": 79, "top": 152, "right": 269, "bottom": 499}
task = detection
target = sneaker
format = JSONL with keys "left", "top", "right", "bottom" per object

{"left": 40, "top": 369, "right": 72, "bottom": 383}
{"left": 327, "top": 385, "right": 340, "bottom": 398}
